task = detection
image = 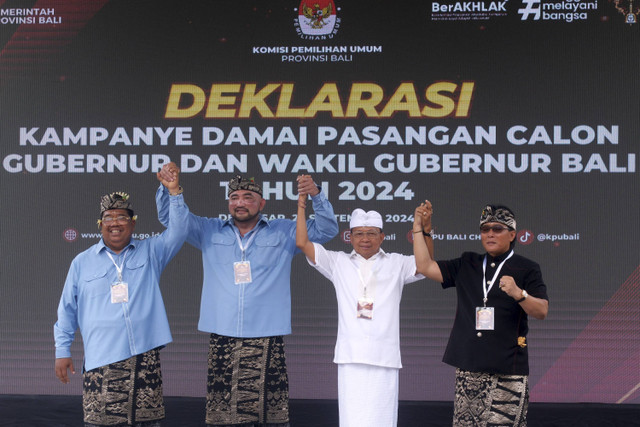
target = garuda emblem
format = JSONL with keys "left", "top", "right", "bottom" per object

{"left": 297, "top": 0, "right": 338, "bottom": 35}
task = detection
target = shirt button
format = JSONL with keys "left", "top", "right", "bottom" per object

{"left": 477, "top": 332, "right": 482, "bottom": 337}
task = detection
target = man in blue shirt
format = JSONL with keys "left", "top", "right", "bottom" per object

{"left": 54, "top": 168, "right": 188, "bottom": 427}
{"left": 156, "top": 162, "right": 338, "bottom": 426}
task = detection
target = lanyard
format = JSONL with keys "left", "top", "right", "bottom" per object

{"left": 106, "top": 247, "right": 131, "bottom": 283}
{"left": 356, "top": 255, "right": 376, "bottom": 300}
{"left": 481, "top": 250, "right": 513, "bottom": 307}
{"left": 233, "top": 226, "right": 260, "bottom": 261}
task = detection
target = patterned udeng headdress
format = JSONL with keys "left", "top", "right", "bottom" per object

{"left": 227, "top": 175, "right": 262, "bottom": 197}
{"left": 479, "top": 205, "right": 516, "bottom": 230}
{"left": 99, "top": 192, "right": 134, "bottom": 217}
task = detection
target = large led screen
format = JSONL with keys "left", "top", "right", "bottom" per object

{"left": 1, "top": 0, "right": 638, "bottom": 404}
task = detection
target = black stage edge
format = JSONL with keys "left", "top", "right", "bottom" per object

{"left": 1, "top": 395, "right": 639, "bottom": 426}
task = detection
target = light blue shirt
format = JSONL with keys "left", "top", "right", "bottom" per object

{"left": 156, "top": 185, "right": 338, "bottom": 337}
{"left": 54, "top": 194, "right": 189, "bottom": 371}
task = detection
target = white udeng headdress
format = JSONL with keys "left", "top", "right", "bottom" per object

{"left": 350, "top": 208, "right": 383, "bottom": 230}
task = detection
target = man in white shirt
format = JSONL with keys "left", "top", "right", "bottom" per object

{"left": 296, "top": 191, "right": 434, "bottom": 427}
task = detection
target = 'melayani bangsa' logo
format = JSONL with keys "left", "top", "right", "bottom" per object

{"left": 517, "top": 0, "right": 598, "bottom": 22}
{"left": 295, "top": 0, "right": 340, "bottom": 39}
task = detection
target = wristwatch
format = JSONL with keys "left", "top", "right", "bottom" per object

{"left": 517, "top": 289, "right": 528, "bottom": 303}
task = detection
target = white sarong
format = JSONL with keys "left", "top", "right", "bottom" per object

{"left": 338, "top": 363, "right": 399, "bottom": 427}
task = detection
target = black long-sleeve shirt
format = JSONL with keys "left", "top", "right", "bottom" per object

{"left": 437, "top": 251, "right": 548, "bottom": 375}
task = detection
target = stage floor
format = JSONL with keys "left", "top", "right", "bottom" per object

{"left": 1, "top": 395, "right": 639, "bottom": 426}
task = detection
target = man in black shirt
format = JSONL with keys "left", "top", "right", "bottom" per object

{"left": 414, "top": 204, "right": 549, "bottom": 427}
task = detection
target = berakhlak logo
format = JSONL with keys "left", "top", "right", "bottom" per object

{"left": 341, "top": 229, "right": 352, "bottom": 243}
{"left": 295, "top": 1, "right": 340, "bottom": 38}
{"left": 518, "top": 0, "right": 542, "bottom": 20}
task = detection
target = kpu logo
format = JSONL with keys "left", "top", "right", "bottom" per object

{"left": 294, "top": 0, "right": 341, "bottom": 39}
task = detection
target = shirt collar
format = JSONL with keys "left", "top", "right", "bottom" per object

{"left": 486, "top": 249, "right": 513, "bottom": 264}
{"left": 350, "top": 247, "right": 387, "bottom": 261}
{"left": 223, "top": 214, "right": 271, "bottom": 231}
{"left": 95, "top": 238, "right": 136, "bottom": 255}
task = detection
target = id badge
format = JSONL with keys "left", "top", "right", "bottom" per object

{"left": 357, "top": 299, "right": 374, "bottom": 320}
{"left": 111, "top": 282, "right": 129, "bottom": 303}
{"left": 234, "top": 261, "right": 252, "bottom": 284}
{"left": 476, "top": 307, "right": 494, "bottom": 330}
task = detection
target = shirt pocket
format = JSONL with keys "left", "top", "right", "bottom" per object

{"left": 79, "top": 269, "right": 111, "bottom": 299}
{"left": 122, "top": 257, "right": 147, "bottom": 292}
{"left": 207, "top": 235, "right": 236, "bottom": 263}
{"left": 253, "top": 233, "right": 286, "bottom": 265}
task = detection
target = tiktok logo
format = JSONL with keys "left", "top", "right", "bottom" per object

{"left": 518, "top": 0, "right": 541, "bottom": 20}
{"left": 517, "top": 229, "right": 534, "bottom": 245}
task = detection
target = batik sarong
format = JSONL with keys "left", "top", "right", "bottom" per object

{"left": 453, "top": 368, "right": 528, "bottom": 427}
{"left": 83, "top": 348, "right": 164, "bottom": 426}
{"left": 206, "top": 334, "right": 290, "bottom": 425}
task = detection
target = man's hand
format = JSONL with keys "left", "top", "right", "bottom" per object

{"left": 413, "top": 200, "right": 433, "bottom": 232}
{"left": 501, "top": 275, "right": 548, "bottom": 319}
{"left": 157, "top": 162, "right": 180, "bottom": 194}
{"left": 55, "top": 357, "right": 75, "bottom": 384}
{"left": 296, "top": 175, "right": 320, "bottom": 197}
{"left": 419, "top": 200, "right": 433, "bottom": 232}
{"left": 498, "top": 275, "right": 521, "bottom": 300}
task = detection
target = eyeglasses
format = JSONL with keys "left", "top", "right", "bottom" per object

{"left": 480, "top": 225, "right": 509, "bottom": 233}
{"left": 99, "top": 215, "right": 132, "bottom": 225}
{"left": 351, "top": 231, "right": 381, "bottom": 239}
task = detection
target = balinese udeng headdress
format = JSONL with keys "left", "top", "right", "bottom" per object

{"left": 227, "top": 175, "right": 262, "bottom": 197}
{"left": 99, "top": 192, "right": 135, "bottom": 220}
{"left": 479, "top": 205, "right": 516, "bottom": 230}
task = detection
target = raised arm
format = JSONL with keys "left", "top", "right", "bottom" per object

{"left": 154, "top": 163, "right": 191, "bottom": 263}
{"left": 155, "top": 161, "right": 207, "bottom": 249}
{"left": 296, "top": 192, "right": 316, "bottom": 264}
{"left": 297, "top": 174, "right": 338, "bottom": 243}
{"left": 419, "top": 199, "right": 435, "bottom": 258}
{"left": 413, "top": 200, "right": 443, "bottom": 282}
{"left": 156, "top": 161, "right": 181, "bottom": 227}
